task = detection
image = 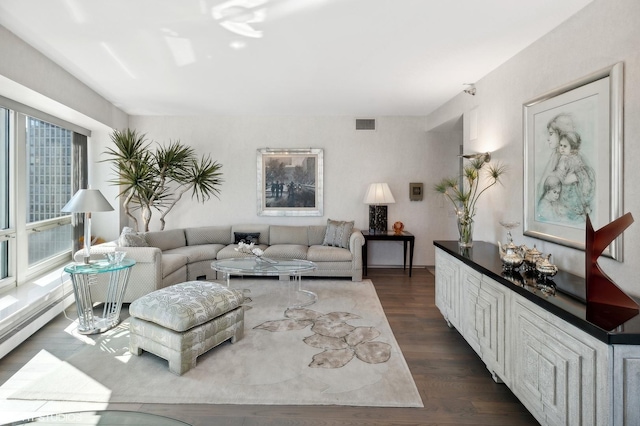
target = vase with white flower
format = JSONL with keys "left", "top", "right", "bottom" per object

{"left": 434, "top": 157, "right": 506, "bottom": 248}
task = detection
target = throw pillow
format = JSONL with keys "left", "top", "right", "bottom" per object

{"left": 322, "top": 219, "right": 354, "bottom": 249}
{"left": 234, "top": 232, "right": 260, "bottom": 244}
{"left": 119, "top": 226, "right": 149, "bottom": 247}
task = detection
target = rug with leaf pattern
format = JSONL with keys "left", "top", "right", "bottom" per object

{"left": 4, "top": 279, "right": 423, "bottom": 407}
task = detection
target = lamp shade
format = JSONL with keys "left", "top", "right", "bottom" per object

{"left": 61, "top": 189, "right": 114, "bottom": 213}
{"left": 363, "top": 183, "right": 395, "bottom": 205}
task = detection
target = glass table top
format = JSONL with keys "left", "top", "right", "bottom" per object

{"left": 64, "top": 258, "right": 136, "bottom": 274}
{"left": 211, "top": 257, "right": 316, "bottom": 275}
{"left": 10, "top": 410, "right": 190, "bottom": 425}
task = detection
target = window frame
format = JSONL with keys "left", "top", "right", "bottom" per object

{"left": 0, "top": 100, "right": 88, "bottom": 291}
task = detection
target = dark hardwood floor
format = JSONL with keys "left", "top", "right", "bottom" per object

{"left": 0, "top": 268, "right": 539, "bottom": 426}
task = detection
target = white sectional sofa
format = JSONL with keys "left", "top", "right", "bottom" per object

{"left": 78, "top": 223, "right": 364, "bottom": 303}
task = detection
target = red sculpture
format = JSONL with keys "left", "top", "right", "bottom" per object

{"left": 585, "top": 213, "right": 638, "bottom": 329}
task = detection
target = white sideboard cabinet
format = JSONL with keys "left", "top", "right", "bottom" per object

{"left": 434, "top": 241, "right": 640, "bottom": 426}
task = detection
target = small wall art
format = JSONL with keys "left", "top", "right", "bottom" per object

{"left": 409, "top": 183, "right": 423, "bottom": 201}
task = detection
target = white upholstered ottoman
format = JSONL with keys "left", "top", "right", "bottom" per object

{"left": 129, "top": 281, "right": 244, "bottom": 375}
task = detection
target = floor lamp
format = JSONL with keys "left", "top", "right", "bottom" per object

{"left": 363, "top": 183, "right": 395, "bottom": 233}
{"left": 62, "top": 189, "right": 114, "bottom": 264}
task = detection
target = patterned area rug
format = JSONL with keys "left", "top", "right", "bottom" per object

{"left": 3, "top": 279, "right": 423, "bottom": 407}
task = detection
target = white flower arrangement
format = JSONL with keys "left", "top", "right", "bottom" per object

{"left": 235, "top": 241, "right": 264, "bottom": 257}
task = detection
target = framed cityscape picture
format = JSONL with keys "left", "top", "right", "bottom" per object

{"left": 523, "top": 62, "right": 623, "bottom": 260}
{"left": 257, "top": 148, "right": 323, "bottom": 216}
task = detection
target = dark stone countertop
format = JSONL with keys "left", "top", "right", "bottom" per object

{"left": 434, "top": 240, "right": 640, "bottom": 345}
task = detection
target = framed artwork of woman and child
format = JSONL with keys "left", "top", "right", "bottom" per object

{"left": 524, "top": 63, "right": 624, "bottom": 260}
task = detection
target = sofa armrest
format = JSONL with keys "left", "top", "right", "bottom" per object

{"left": 349, "top": 229, "right": 364, "bottom": 262}
{"left": 349, "top": 229, "right": 365, "bottom": 251}
{"left": 73, "top": 242, "right": 164, "bottom": 303}
{"left": 73, "top": 242, "right": 161, "bottom": 264}
{"left": 73, "top": 241, "right": 117, "bottom": 263}
{"left": 115, "top": 246, "right": 162, "bottom": 264}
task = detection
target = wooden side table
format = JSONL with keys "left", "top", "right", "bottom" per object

{"left": 361, "top": 230, "right": 415, "bottom": 277}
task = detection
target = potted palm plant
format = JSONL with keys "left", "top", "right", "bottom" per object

{"left": 434, "top": 156, "right": 506, "bottom": 247}
{"left": 103, "top": 129, "right": 224, "bottom": 232}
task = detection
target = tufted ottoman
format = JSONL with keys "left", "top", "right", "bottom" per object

{"left": 129, "top": 281, "right": 244, "bottom": 375}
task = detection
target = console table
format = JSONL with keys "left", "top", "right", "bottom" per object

{"left": 434, "top": 240, "right": 640, "bottom": 426}
{"left": 362, "top": 230, "right": 415, "bottom": 276}
{"left": 64, "top": 259, "right": 135, "bottom": 334}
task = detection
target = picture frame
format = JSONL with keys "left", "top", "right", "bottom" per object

{"left": 409, "top": 182, "right": 423, "bottom": 201}
{"left": 257, "top": 148, "right": 323, "bottom": 216}
{"left": 523, "top": 62, "right": 624, "bottom": 260}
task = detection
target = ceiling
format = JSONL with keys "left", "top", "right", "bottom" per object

{"left": 0, "top": 0, "right": 593, "bottom": 116}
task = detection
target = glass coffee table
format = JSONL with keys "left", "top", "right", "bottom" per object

{"left": 211, "top": 257, "right": 317, "bottom": 307}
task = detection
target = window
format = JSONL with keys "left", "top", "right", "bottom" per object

{"left": 26, "top": 117, "right": 73, "bottom": 265}
{"left": 0, "top": 102, "right": 86, "bottom": 291}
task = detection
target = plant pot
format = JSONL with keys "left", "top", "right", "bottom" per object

{"left": 457, "top": 215, "right": 474, "bottom": 248}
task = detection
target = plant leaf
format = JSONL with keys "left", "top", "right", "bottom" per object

{"left": 253, "top": 319, "right": 312, "bottom": 332}
{"left": 285, "top": 308, "right": 323, "bottom": 321}
{"left": 345, "top": 326, "right": 381, "bottom": 346}
{"left": 309, "top": 349, "right": 354, "bottom": 368}
{"left": 311, "top": 319, "right": 355, "bottom": 338}
{"left": 303, "top": 334, "right": 349, "bottom": 350}
{"left": 354, "top": 341, "right": 391, "bottom": 364}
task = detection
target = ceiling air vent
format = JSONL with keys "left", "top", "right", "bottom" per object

{"left": 355, "top": 118, "right": 376, "bottom": 130}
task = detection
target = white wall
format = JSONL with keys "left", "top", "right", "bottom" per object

{"left": 425, "top": 0, "right": 640, "bottom": 297}
{"left": 128, "top": 115, "right": 446, "bottom": 267}
{"left": 0, "top": 20, "right": 461, "bottom": 269}
{"left": 0, "top": 26, "right": 127, "bottom": 129}
{"left": 0, "top": 24, "right": 128, "bottom": 241}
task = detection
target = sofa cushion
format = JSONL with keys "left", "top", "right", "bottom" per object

{"left": 129, "top": 281, "right": 244, "bottom": 332}
{"left": 185, "top": 226, "right": 231, "bottom": 245}
{"left": 166, "top": 244, "right": 226, "bottom": 263}
{"left": 161, "top": 253, "right": 189, "bottom": 278}
{"left": 119, "top": 227, "right": 149, "bottom": 247}
{"left": 270, "top": 225, "right": 309, "bottom": 245}
{"left": 145, "top": 229, "right": 186, "bottom": 251}
{"left": 264, "top": 244, "right": 308, "bottom": 260}
{"left": 231, "top": 225, "right": 270, "bottom": 244}
{"left": 322, "top": 219, "right": 354, "bottom": 249}
{"left": 234, "top": 232, "right": 260, "bottom": 244}
{"left": 307, "top": 245, "right": 353, "bottom": 262}
{"left": 308, "top": 226, "right": 327, "bottom": 246}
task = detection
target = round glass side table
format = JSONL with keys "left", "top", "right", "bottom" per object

{"left": 64, "top": 259, "right": 136, "bottom": 334}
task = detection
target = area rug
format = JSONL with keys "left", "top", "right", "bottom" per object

{"left": 4, "top": 279, "right": 423, "bottom": 408}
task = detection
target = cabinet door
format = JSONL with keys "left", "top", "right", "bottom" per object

{"left": 512, "top": 297, "right": 608, "bottom": 426}
{"left": 435, "top": 248, "right": 460, "bottom": 329}
{"left": 477, "top": 276, "right": 509, "bottom": 384}
{"left": 461, "top": 271, "right": 508, "bottom": 384}
{"left": 460, "top": 264, "right": 482, "bottom": 354}
{"left": 612, "top": 344, "right": 640, "bottom": 425}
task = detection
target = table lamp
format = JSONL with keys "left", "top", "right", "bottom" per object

{"left": 62, "top": 189, "right": 114, "bottom": 264}
{"left": 363, "top": 183, "right": 395, "bottom": 233}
